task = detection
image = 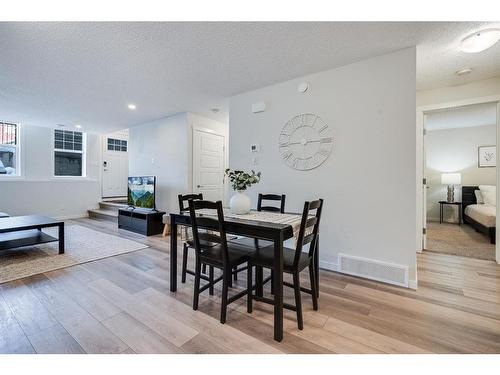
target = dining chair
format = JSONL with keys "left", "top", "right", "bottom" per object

{"left": 246, "top": 199, "right": 323, "bottom": 330}
{"left": 178, "top": 193, "right": 206, "bottom": 283}
{"left": 257, "top": 193, "right": 286, "bottom": 213}
{"left": 229, "top": 193, "right": 286, "bottom": 284}
{"left": 188, "top": 199, "right": 254, "bottom": 323}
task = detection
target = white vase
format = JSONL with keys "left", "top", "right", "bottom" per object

{"left": 229, "top": 190, "right": 251, "bottom": 214}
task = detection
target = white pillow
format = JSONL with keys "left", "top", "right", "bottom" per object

{"left": 479, "top": 185, "right": 496, "bottom": 206}
{"left": 474, "top": 190, "right": 485, "bottom": 204}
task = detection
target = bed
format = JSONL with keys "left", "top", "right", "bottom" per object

{"left": 462, "top": 186, "right": 496, "bottom": 244}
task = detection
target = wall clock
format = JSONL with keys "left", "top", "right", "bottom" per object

{"left": 279, "top": 113, "right": 333, "bottom": 170}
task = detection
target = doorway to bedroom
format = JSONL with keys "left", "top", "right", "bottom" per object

{"left": 424, "top": 102, "right": 497, "bottom": 261}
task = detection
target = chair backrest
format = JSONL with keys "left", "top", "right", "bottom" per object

{"left": 178, "top": 193, "right": 203, "bottom": 212}
{"left": 257, "top": 193, "right": 286, "bottom": 213}
{"left": 293, "top": 199, "right": 324, "bottom": 269}
{"left": 188, "top": 199, "right": 230, "bottom": 266}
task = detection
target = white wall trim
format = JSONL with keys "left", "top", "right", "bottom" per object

{"left": 497, "top": 101, "right": 500, "bottom": 264}
{"left": 408, "top": 279, "right": 418, "bottom": 290}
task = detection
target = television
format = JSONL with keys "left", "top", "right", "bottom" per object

{"left": 127, "top": 176, "right": 156, "bottom": 210}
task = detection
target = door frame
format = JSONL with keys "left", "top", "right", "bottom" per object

{"left": 416, "top": 94, "right": 500, "bottom": 265}
{"left": 100, "top": 132, "right": 129, "bottom": 198}
{"left": 190, "top": 125, "right": 228, "bottom": 204}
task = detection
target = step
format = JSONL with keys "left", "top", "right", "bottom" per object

{"left": 102, "top": 196, "right": 128, "bottom": 204}
{"left": 98, "top": 201, "right": 128, "bottom": 211}
{"left": 88, "top": 208, "right": 119, "bottom": 222}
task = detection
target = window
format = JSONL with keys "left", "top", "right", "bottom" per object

{"left": 107, "top": 138, "right": 127, "bottom": 152}
{"left": 54, "top": 129, "right": 86, "bottom": 177}
{"left": 0, "top": 121, "right": 19, "bottom": 176}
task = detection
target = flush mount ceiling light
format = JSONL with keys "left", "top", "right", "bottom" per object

{"left": 455, "top": 68, "right": 473, "bottom": 76}
{"left": 127, "top": 104, "right": 137, "bottom": 110}
{"left": 211, "top": 108, "right": 220, "bottom": 114}
{"left": 75, "top": 124, "right": 82, "bottom": 129}
{"left": 460, "top": 29, "right": 500, "bottom": 53}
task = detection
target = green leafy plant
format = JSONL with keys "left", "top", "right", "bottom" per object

{"left": 225, "top": 168, "right": 261, "bottom": 191}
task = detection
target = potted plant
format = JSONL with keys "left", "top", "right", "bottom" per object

{"left": 225, "top": 168, "right": 261, "bottom": 214}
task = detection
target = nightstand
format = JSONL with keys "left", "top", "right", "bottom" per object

{"left": 438, "top": 201, "right": 462, "bottom": 225}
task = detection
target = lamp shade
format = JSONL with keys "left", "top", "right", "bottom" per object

{"left": 441, "top": 173, "right": 461, "bottom": 185}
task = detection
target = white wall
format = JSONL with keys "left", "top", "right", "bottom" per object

{"left": 229, "top": 48, "right": 417, "bottom": 285}
{"left": 128, "top": 112, "right": 229, "bottom": 213}
{"left": 0, "top": 124, "right": 101, "bottom": 218}
{"left": 128, "top": 113, "right": 189, "bottom": 213}
{"left": 426, "top": 125, "right": 496, "bottom": 222}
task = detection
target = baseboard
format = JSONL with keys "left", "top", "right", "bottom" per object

{"left": 319, "top": 260, "right": 339, "bottom": 272}
{"left": 408, "top": 279, "right": 418, "bottom": 290}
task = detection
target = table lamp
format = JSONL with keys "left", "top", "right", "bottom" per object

{"left": 441, "top": 173, "right": 461, "bottom": 203}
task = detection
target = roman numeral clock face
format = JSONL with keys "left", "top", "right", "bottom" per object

{"left": 279, "top": 114, "right": 333, "bottom": 170}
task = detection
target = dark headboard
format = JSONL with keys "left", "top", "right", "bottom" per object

{"left": 462, "top": 186, "right": 479, "bottom": 215}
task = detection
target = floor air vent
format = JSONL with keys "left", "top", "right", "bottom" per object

{"left": 338, "top": 253, "right": 409, "bottom": 287}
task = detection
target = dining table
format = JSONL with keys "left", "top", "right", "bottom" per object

{"left": 169, "top": 209, "right": 320, "bottom": 342}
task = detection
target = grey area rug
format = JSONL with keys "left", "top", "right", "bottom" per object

{"left": 425, "top": 222, "right": 495, "bottom": 261}
{"left": 0, "top": 224, "right": 148, "bottom": 284}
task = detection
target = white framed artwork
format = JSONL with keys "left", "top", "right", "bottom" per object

{"left": 478, "top": 145, "right": 496, "bottom": 168}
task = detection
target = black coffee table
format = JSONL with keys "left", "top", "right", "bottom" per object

{"left": 0, "top": 215, "right": 64, "bottom": 254}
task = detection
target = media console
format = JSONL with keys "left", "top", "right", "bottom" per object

{"left": 118, "top": 208, "right": 165, "bottom": 236}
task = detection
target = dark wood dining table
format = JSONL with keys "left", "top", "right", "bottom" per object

{"left": 169, "top": 210, "right": 319, "bottom": 342}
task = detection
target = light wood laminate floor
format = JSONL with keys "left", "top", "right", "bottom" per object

{"left": 1, "top": 218, "right": 499, "bottom": 354}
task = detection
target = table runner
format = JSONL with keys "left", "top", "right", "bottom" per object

{"left": 205, "top": 209, "right": 303, "bottom": 233}
{"left": 179, "top": 209, "right": 304, "bottom": 241}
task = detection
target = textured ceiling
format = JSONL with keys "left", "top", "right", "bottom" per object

{"left": 426, "top": 102, "right": 497, "bottom": 131}
{"left": 1, "top": 22, "right": 500, "bottom": 133}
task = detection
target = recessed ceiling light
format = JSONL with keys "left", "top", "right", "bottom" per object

{"left": 128, "top": 104, "right": 136, "bottom": 110}
{"left": 455, "top": 68, "right": 473, "bottom": 76}
{"left": 460, "top": 28, "right": 500, "bottom": 53}
{"left": 75, "top": 124, "right": 82, "bottom": 129}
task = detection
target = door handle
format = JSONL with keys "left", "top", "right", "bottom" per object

{"left": 197, "top": 185, "right": 204, "bottom": 188}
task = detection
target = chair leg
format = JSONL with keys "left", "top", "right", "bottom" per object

{"left": 233, "top": 265, "right": 238, "bottom": 281}
{"left": 228, "top": 268, "right": 233, "bottom": 288}
{"left": 247, "top": 264, "right": 253, "bottom": 313}
{"left": 209, "top": 266, "right": 214, "bottom": 296}
{"left": 309, "top": 264, "right": 318, "bottom": 311}
{"left": 193, "top": 256, "right": 202, "bottom": 311}
{"left": 202, "top": 263, "right": 207, "bottom": 274}
{"left": 181, "top": 243, "right": 188, "bottom": 283}
{"left": 293, "top": 272, "right": 304, "bottom": 330}
{"left": 162, "top": 224, "right": 169, "bottom": 237}
{"left": 220, "top": 267, "right": 229, "bottom": 324}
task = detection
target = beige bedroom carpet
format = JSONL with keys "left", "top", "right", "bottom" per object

{"left": 0, "top": 224, "right": 148, "bottom": 284}
{"left": 425, "top": 222, "right": 495, "bottom": 261}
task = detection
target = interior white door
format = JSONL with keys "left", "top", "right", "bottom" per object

{"left": 102, "top": 136, "right": 129, "bottom": 197}
{"left": 193, "top": 129, "right": 225, "bottom": 201}
{"left": 422, "top": 115, "right": 428, "bottom": 251}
